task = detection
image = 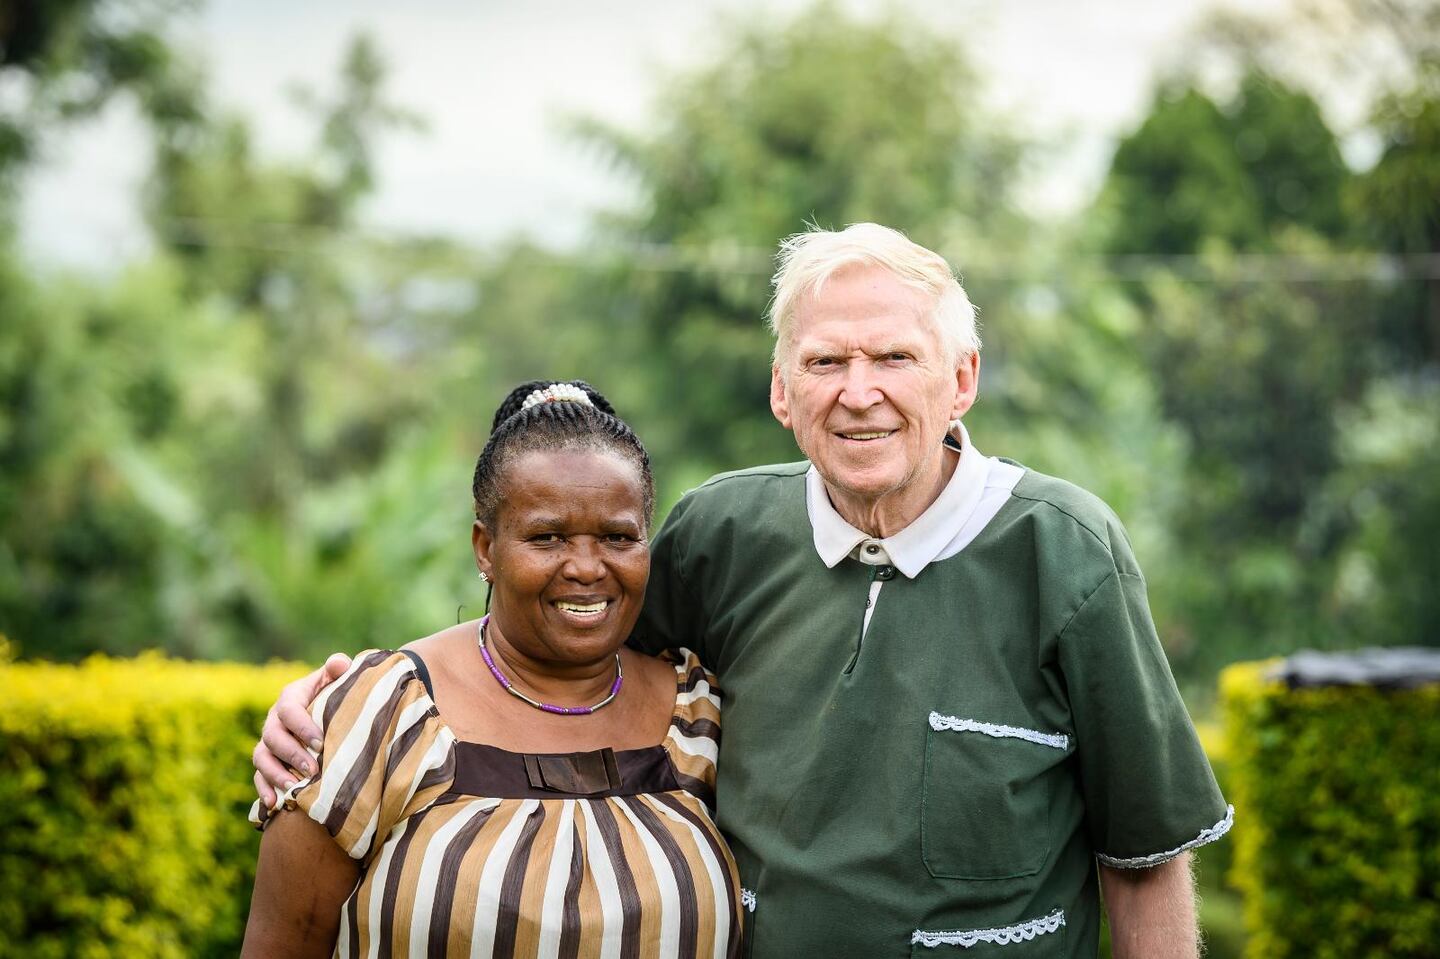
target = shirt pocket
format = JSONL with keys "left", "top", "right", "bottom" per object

{"left": 921, "top": 712, "right": 1069, "bottom": 880}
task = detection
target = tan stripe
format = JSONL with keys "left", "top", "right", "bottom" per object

{"left": 676, "top": 693, "right": 721, "bottom": 727}
{"left": 511, "top": 799, "right": 565, "bottom": 956}
{"left": 380, "top": 717, "right": 452, "bottom": 828}
{"left": 609, "top": 798, "right": 663, "bottom": 959}
{"left": 444, "top": 800, "right": 520, "bottom": 956}
{"left": 319, "top": 657, "right": 429, "bottom": 854}
{"left": 642, "top": 795, "right": 717, "bottom": 957}
{"left": 392, "top": 803, "right": 470, "bottom": 956}
{"left": 571, "top": 806, "right": 604, "bottom": 959}
{"left": 666, "top": 747, "right": 716, "bottom": 787}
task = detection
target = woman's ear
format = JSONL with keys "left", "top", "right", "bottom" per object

{"left": 472, "top": 520, "right": 495, "bottom": 579}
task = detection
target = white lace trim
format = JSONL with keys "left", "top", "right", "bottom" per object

{"left": 928, "top": 712, "right": 1069, "bottom": 750}
{"left": 912, "top": 908, "right": 1065, "bottom": 949}
{"left": 1096, "top": 804, "right": 1236, "bottom": 868}
{"left": 740, "top": 888, "right": 757, "bottom": 912}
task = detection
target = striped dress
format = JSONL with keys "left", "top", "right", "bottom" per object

{"left": 251, "top": 647, "right": 744, "bottom": 958}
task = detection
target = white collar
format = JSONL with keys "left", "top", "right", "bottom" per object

{"left": 806, "top": 423, "right": 992, "bottom": 579}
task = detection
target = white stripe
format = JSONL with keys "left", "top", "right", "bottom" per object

{"left": 347, "top": 714, "right": 453, "bottom": 860}
{"left": 311, "top": 658, "right": 417, "bottom": 823}
{"left": 912, "top": 908, "right": 1065, "bottom": 948}
{"left": 614, "top": 797, "right": 681, "bottom": 958}
{"left": 336, "top": 893, "right": 352, "bottom": 957}
{"left": 578, "top": 800, "right": 625, "bottom": 959}
{"left": 666, "top": 730, "right": 720, "bottom": 764}
{"left": 364, "top": 817, "right": 410, "bottom": 959}
{"left": 1097, "top": 805, "right": 1236, "bottom": 868}
{"left": 928, "top": 712, "right": 1070, "bottom": 750}
{"left": 408, "top": 800, "right": 496, "bottom": 959}
{"left": 674, "top": 687, "right": 723, "bottom": 709}
{"left": 645, "top": 796, "right": 731, "bottom": 959}
{"left": 469, "top": 799, "right": 542, "bottom": 959}
{"left": 535, "top": 799, "right": 578, "bottom": 959}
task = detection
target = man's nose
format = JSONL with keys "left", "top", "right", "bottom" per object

{"left": 837, "top": 360, "right": 883, "bottom": 411}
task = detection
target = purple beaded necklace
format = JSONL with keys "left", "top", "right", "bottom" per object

{"left": 476, "top": 615, "right": 623, "bottom": 715}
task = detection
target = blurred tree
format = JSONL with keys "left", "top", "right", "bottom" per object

{"left": 566, "top": 1, "right": 1026, "bottom": 491}
{"left": 1095, "top": 31, "right": 1440, "bottom": 674}
{"left": 1350, "top": 83, "right": 1440, "bottom": 364}
{"left": 1101, "top": 69, "right": 1349, "bottom": 255}
{"left": 0, "top": 0, "right": 199, "bottom": 216}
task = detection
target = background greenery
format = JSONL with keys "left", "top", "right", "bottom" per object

{"left": 1, "top": 0, "right": 1437, "bottom": 955}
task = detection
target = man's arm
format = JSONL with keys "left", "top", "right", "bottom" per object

{"left": 1099, "top": 853, "right": 1199, "bottom": 959}
{"left": 241, "top": 808, "right": 360, "bottom": 958}
{"left": 252, "top": 653, "right": 352, "bottom": 806}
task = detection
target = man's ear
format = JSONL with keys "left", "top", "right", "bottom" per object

{"left": 770, "top": 365, "right": 793, "bottom": 430}
{"left": 472, "top": 520, "right": 495, "bottom": 578}
{"left": 950, "top": 352, "right": 980, "bottom": 421}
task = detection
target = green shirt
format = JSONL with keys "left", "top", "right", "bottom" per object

{"left": 633, "top": 460, "right": 1229, "bottom": 958}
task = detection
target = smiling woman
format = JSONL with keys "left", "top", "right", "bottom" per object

{"left": 242, "top": 381, "right": 744, "bottom": 959}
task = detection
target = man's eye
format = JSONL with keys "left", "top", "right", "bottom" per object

{"left": 885, "top": 353, "right": 911, "bottom": 362}
{"left": 810, "top": 357, "right": 838, "bottom": 368}
{"left": 530, "top": 533, "right": 562, "bottom": 544}
{"left": 603, "top": 533, "right": 636, "bottom": 544}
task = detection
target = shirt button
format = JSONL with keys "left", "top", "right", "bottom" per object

{"left": 876, "top": 566, "right": 896, "bottom": 581}
{"left": 864, "top": 543, "right": 880, "bottom": 555}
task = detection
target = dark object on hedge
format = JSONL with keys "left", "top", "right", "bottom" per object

{"left": 1272, "top": 646, "right": 1440, "bottom": 690}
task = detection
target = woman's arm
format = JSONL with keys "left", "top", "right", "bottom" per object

{"left": 242, "top": 809, "right": 360, "bottom": 958}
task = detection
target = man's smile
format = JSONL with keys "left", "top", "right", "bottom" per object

{"left": 835, "top": 429, "right": 897, "bottom": 442}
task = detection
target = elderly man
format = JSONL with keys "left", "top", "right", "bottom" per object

{"left": 254, "top": 223, "right": 1229, "bottom": 958}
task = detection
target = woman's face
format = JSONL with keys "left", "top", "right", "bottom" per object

{"left": 472, "top": 448, "right": 650, "bottom": 666}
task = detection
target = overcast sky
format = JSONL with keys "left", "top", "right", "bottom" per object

{"left": 19, "top": 0, "right": 1295, "bottom": 269}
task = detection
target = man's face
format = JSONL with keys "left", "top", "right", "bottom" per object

{"left": 770, "top": 265, "right": 978, "bottom": 512}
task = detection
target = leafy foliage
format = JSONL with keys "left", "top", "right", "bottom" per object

{"left": 0, "top": 652, "right": 304, "bottom": 958}
{"left": 1222, "top": 662, "right": 1440, "bottom": 957}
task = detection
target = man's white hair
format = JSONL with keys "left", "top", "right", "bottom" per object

{"left": 767, "top": 223, "right": 980, "bottom": 367}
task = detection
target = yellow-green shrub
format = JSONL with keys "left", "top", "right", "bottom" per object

{"left": 1221, "top": 660, "right": 1440, "bottom": 958}
{"left": 0, "top": 653, "right": 305, "bottom": 959}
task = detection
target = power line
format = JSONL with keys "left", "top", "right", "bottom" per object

{"left": 156, "top": 216, "right": 1440, "bottom": 282}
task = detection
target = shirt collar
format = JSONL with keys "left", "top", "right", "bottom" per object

{"left": 805, "top": 423, "right": 992, "bottom": 579}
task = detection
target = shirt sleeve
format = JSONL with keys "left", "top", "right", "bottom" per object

{"left": 631, "top": 494, "right": 708, "bottom": 662}
{"left": 1059, "top": 568, "right": 1233, "bottom": 868}
{"left": 249, "top": 650, "right": 455, "bottom": 861}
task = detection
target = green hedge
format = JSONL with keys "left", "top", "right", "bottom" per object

{"left": 0, "top": 650, "right": 304, "bottom": 959}
{"left": 1221, "top": 661, "right": 1440, "bottom": 958}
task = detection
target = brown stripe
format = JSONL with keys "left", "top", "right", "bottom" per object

{"left": 425, "top": 803, "right": 496, "bottom": 951}
{"left": 573, "top": 809, "right": 603, "bottom": 959}
{"left": 383, "top": 703, "right": 439, "bottom": 781}
{"left": 444, "top": 800, "right": 517, "bottom": 957}
{"left": 588, "top": 799, "right": 645, "bottom": 959}
{"left": 558, "top": 819, "right": 586, "bottom": 959}
{"left": 492, "top": 802, "right": 548, "bottom": 956}
{"left": 623, "top": 795, "right": 700, "bottom": 959}
{"left": 414, "top": 745, "right": 457, "bottom": 796}
{"left": 325, "top": 666, "right": 422, "bottom": 838}
{"left": 672, "top": 772, "right": 716, "bottom": 813}
{"left": 654, "top": 793, "right": 742, "bottom": 959}
{"left": 670, "top": 716, "right": 721, "bottom": 741}
{"left": 343, "top": 888, "right": 361, "bottom": 959}
{"left": 676, "top": 664, "right": 720, "bottom": 695}
{"left": 375, "top": 816, "right": 422, "bottom": 959}
{"left": 325, "top": 649, "right": 396, "bottom": 729}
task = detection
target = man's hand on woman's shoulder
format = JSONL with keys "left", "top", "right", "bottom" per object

{"left": 252, "top": 652, "right": 353, "bottom": 808}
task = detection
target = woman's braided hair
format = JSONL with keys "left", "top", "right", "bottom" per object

{"left": 471, "top": 380, "right": 654, "bottom": 531}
